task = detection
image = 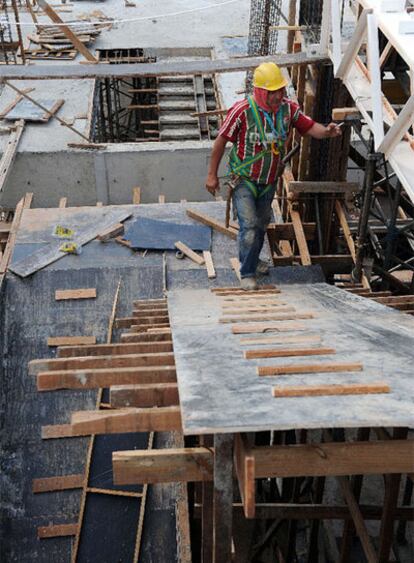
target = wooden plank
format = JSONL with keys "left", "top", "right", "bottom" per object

{"left": 0, "top": 52, "right": 329, "bottom": 81}
{"left": 268, "top": 222, "right": 316, "bottom": 240}
{"left": 229, "top": 257, "right": 241, "bottom": 281}
{"left": 110, "top": 383, "right": 179, "bottom": 408}
{"left": 174, "top": 241, "right": 205, "bottom": 265}
{"left": 203, "top": 250, "right": 216, "bottom": 279}
{"left": 42, "top": 424, "right": 75, "bottom": 439}
{"left": 132, "top": 186, "right": 141, "bottom": 204}
{"left": 213, "top": 434, "right": 234, "bottom": 563}
{"left": 213, "top": 284, "right": 277, "bottom": 294}
{"left": 272, "top": 383, "right": 390, "bottom": 397}
{"left": 36, "top": 0, "right": 98, "bottom": 62}
{"left": 55, "top": 288, "right": 96, "bottom": 300}
{"left": 232, "top": 322, "right": 306, "bottom": 334}
{"left": 216, "top": 289, "right": 280, "bottom": 297}
{"left": 9, "top": 208, "right": 132, "bottom": 277}
{"left": 133, "top": 298, "right": 167, "bottom": 306}
{"left": 57, "top": 341, "right": 173, "bottom": 357}
{"left": 289, "top": 203, "right": 312, "bottom": 266}
{"left": 332, "top": 107, "right": 359, "bottom": 120}
{"left": 245, "top": 347, "right": 335, "bottom": 359}
{"left": 113, "top": 447, "right": 213, "bottom": 485}
{"left": 221, "top": 313, "right": 314, "bottom": 323}
{"left": 186, "top": 209, "right": 237, "bottom": 239}
{"left": 258, "top": 362, "right": 363, "bottom": 376}
{"left": 38, "top": 523, "right": 78, "bottom": 538}
{"left": 97, "top": 222, "right": 124, "bottom": 242}
{"left": 234, "top": 434, "right": 255, "bottom": 519}
{"left": 253, "top": 440, "right": 414, "bottom": 478}
{"left": 70, "top": 406, "right": 182, "bottom": 435}
{"left": 0, "top": 197, "right": 25, "bottom": 274}
{"left": 37, "top": 365, "right": 177, "bottom": 391}
{"left": 120, "top": 331, "right": 172, "bottom": 343}
{"left": 33, "top": 474, "right": 84, "bottom": 493}
{"left": 222, "top": 304, "right": 290, "bottom": 314}
{"left": 158, "top": 194, "right": 166, "bottom": 204}
{"left": 30, "top": 351, "right": 175, "bottom": 374}
{"left": 239, "top": 334, "right": 322, "bottom": 346}
{"left": 48, "top": 336, "right": 96, "bottom": 347}
{"left": 58, "top": 197, "right": 67, "bottom": 208}
{"left": 288, "top": 182, "right": 360, "bottom": 194}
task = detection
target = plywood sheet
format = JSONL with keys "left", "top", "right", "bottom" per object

{"left": 168, "top": 284, "right": 414, "bottom": 435}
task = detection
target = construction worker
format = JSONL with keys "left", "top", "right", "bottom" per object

{"left": 206, "top": 62, "right": 342, "bottom": 290}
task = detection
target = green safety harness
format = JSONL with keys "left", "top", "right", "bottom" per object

{"left": 228, "top": 96, "right": 289, "bottom": 198}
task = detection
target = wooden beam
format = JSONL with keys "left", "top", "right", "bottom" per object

{"left": 113, "top": 447, "right": 213, "bottom": 485}
{"left": 55, "top": 288, "right": 96, "bottom": 300}
{"left": 38, "top": 523, "right": 78, "bottom": 538}
{"left": 251, "top": 440, "right": 414, "bottom": 478}
{"left": 58, "top": 197, "right": 67, "bottom": 208}
{"left": 203, "top": 250, "right": 216, "bottom": 279}
{"left": 221, "top": 312, "right": 313, "bottom": 324}
{"left": 212, "top": 284, "right": 276, "bottom": 293}
{"left": 268, "top": 222, "right": 316, "bottom": 240}
{"left": 234, "top": 434, "right": 255, "bottom": 519}
{"left": 288, "top": 203, "right": 312, "bottom": 266}
{"left": 239, "top": 334, "right": 322, "bottom": 346}
{"left": 47, "top": 336, "right": 96, "bottom": 347}
{"left": 0, "top": 52, "right": 329, "bottom": 81}
{"left": 97, "top": 223, "right": 124, "bottom": 242}
{"left": 186, "top": 209, "right": 237, "bottom": 239}
{"left": 70, "top": 406, "right": 182, "bottom": 435}
{"left": 29, "top": 352, "right": 175, "bottom": 374}
{"left": 0, "top": 120, "right": 25, "bottom": 194}
{"left": 272, "top": 383, "right": 390, "bottom": 397}
{"left": 37, "top": 365, "right": 176, "bottom": 391}
{"left": 174, "top": 241, "right": 205, "bottom": 265}
{"left": 132, "top": 186, "right": 141, "bottom": 204}
{"left": 244, "top": 347, "right": 335, "bottom": 359}
{"left": 36, "top": 0, "right": 98, "bottom": 62}
{"left": 110, "top": 383, "right": 179, "bottom": 408}
{"left": 57, "top": 341, "right": 173, "bottom": 357}
{"left": 232, "top": 322, "right": 306, "bottom": 334}
{"left": 0, "top": 197, "right": 25, "bottom": 274}
{"left": 33, "top": 474, "right": 84, "bottom": 493}
{"left": 288, "top": 181, "right": 360, "bottom": 194}
{"left": 120, "top": 331, "right": 172, "bottom": 343}
{"left": 332, "top": 107, "right": 359, "bottom": 120}
{"left": 257, "top": 362, "right": 363, "bottom": 376}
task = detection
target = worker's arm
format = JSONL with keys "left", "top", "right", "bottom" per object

{"left": 206, "top": 135, "right": 228, "bottom": 196}
{"left": 306, "top": 122, "right": 342, "bottom": 139}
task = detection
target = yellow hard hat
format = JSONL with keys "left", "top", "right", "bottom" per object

{"left": 253, "top": 62, "right": 288, "bottom": 91}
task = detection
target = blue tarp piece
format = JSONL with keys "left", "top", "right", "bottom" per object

{"left": 124, "top": 217, "right": 212, "bottom": 251}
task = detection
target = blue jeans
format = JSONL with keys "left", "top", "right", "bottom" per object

{"left": 232, "top": 179, "right": 275, "bottom": 278}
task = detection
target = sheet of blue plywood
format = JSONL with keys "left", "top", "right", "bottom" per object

{"left": 124, "top": 217, "right": 211, "bottom": 251}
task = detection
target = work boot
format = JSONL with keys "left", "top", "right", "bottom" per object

{"left": 240, "top": 277, "right": 258, "bottom": 291}
{"left": 256, "top": 259, "right": 270, "bottom": 276}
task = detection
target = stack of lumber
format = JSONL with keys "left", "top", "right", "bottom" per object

{"left": 28, "top": 22, "right": 105, "bottom": 50}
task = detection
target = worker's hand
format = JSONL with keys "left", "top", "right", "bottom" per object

{"left": 325, "top": 122, "right": 342, "bottom": 138}
{"left": 205, "top": 174, "right": 220, "bottom": 196}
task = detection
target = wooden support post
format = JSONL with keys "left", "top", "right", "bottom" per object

{"left": 0, "top": 120, "right": 25, "bottom": 194}
{"left": 213, "top": 434, "right": 234, "bottom": 563}
{"left": 234, "top": 434, "right": 255, "bottom": 518}
{"left": 132, "top": 187, "right": 141, "bottom": 204}
{"left": 289, "top": 202, "right": 312, "bottom": 265}
{"left": 201, "top": 434, "right": 214, "bottom": 563}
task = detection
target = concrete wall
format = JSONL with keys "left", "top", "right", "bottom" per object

{"left": 0, "top": 142, "right": 229, "bottom": 208}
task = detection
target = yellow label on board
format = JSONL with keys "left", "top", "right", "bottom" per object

{"left": 53, "top": 225, "right": 75, "bottom": 239}
{"left": 59, "top": 242, "right": 79, "bottom": 254}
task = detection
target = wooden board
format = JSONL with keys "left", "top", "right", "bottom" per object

{"left": 186, "top": 209, "right": 237, "bottom": 240}
{"left": 257, "top": 362, "right": 363, "bottom": 376}
{"left": 70, "top": 406, "right": 182, "bottom": 435}
{"left": 9, "top": 208, "right": 132, "bottom": 277}
{"left": 203, "top": 250, "right": 216, "bottom": 279}
{"left": 38, "top": 523, "right": 78, "bottom": 538}
{"left": 0, "top": 52, "right": 328, "bottom": 81}
{"left": 288, "top": 181, "right": 360, "bottom": 194}
{"left": 37, "top": 365, "right": 177, "bottom": 391}
{"left": 47, "top": 336, "right": 96, "bottom": 347}
{"left": 113, "top": 447, "right": 213, "bottom": 485}
{"left": 174, "top": 241, "right": 205, "bottom": 265}
{"left": 57, "top": 341, "right": 173, "bottom": 357}
{"left": 244, "top": 347, "right": 335, "bottom": 359}
{"left": 33, "top": 474, "right": 84, "bottom": 493}
{"left": 55, "top": 288, "right": 96, "bottom": 300}
{"left": 29, "top": 351, "right": 175, "bottom": 374}
{"left": 272, "top": 383, "right": 390, "bottom": 397}
{"left": 110, "top": 383, "right": 179, "bottom": 408}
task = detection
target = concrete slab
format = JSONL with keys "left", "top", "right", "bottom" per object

{"left": 168, "top": 284, "right": 414, "bottom": 435}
